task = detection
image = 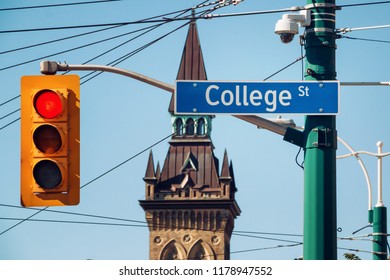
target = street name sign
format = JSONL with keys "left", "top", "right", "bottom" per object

{"left": 175, "top": 80, "right": 339, "bottom": 115}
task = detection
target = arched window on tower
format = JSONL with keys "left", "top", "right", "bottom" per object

{"left": 186, "top": 118, "right": 194, "bottom": 135}
{"left": 197, "top": 118, "right": 205, "bottom": 135}
{"left": 175, "top": 118, "right": 183, "bottom": 136}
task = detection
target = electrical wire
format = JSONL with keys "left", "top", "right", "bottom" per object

{"left": 0, "top": 53, "right": 312, "bottom": 131}
{"left": 262, "top": 55, "right": 305, "bottom": 81}
{"left": 0, "top": 203, "right": 304, "bottom": 241}
{"left": 80, "top": 21, "right": 190, "bottom": 84}
{"left": 0, "top": 117, "right": 20, "bottom": 131}
{"left": 338, "top": 1, "right": 390, "bottom": 8}
{"left": 0, "top": 24, "right": 167, "bottom": 72}
{"left": 0, "top": 108, "right": 20, "bottom": 120}
{"left": 0, "top": 95, "right": 20, "bottom": 106}
{"left": 77, "top": 2, "right": 215, "bottom": 83}
{"left": 0, "top": 25, "right": 124, "bottom": 55}
{"left": 0, "top": 0, "right": 121, "bottom": 12}
{"left": 295, "top": 147, "right": 304, "bottom": 170}
{"left": 0, "top": 12, "right": 186, "bottom": 34}
{"left": 0, "top": 204, "right": 303, "bottom": 245}
{"left": 0, "top": 122, "right": 180, "bottom": 235}
{"left": 76, "top": 21, "right": 184, "bottom": 79}
{"left": 233, "top": 232, "right": 302, "bottom": 244}
{"left": 0, "top": 3, "right": 207, "bottom": 133}
{"left": 340, "top": 35, "right": 390, "bottom": 44}
{"left": 2, "top": 1, "right": 390, "bottom": 34}
{"left": 233, "top": 229, "right": 302, "bottom": 238}
{"left": 0, "top": 203, "right": 147, "bottom": 225}
{"left": 231, "top": 243, "right": 303, "bottom": 256}
{"left": 0, "top": 217, "right": 147, "bottom": 228}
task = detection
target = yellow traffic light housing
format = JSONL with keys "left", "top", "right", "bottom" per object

{"left": 21, "top": 75, "right": 80, "bottom": 207}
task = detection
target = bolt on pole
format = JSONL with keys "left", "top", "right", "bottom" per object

{"left": 303, "top": 0, "right": 337, "bottom": 259}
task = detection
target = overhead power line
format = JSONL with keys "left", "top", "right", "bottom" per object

{"left": 0, "top": 203, "right": 147, "bottom": 225}
{"left": 0, "top": 117, "right": 20, "bottom": 131}
{"left": 0, "top": 23, "right": 164, "bottom": 72}
{"left": 338, "top": 1, "right": 390, "bottom": 8}
{"left": 0, "top": 0, "right": 121, "bottom": 12}
{"left": 2, "top": 1, "right": 390, "bottom": 34}
{"left": 80, "top": 21, "right": 190, "bottom": 84}
{"left": 0, "top": 95, "right": 19, "bottom": 106}
{"left": 0, "top": 13, "right": 182, "bottom": 34}
{"left": 340, "top": 35, "right": 390, "bottom": 44}
{"left": 0, "top": 25, "right": 123, "bottom": 55}
{"left": 0, "top": 108, "right": 20, "bottom": 120}
{"left": 0, "top": 217, "right": 147, "bottom": 228}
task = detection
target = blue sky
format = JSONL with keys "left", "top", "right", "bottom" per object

{"left": 0, "top": 0, "right": 389, "bottom": 260}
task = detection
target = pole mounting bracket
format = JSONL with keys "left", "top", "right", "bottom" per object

{"left": 306, "top": 127, "right": 337, "bottom": 149}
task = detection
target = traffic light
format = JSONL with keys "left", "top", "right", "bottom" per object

{"left": 21, "top": 75, "right": 80, "bottom": 207}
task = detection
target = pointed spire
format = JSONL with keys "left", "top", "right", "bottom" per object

{"left": 229, "top": 160, "right": 237, "bottom": 192}
{"left": 156, "top": 161, "right": 161, "bottom": 181}
{"left": 169, "top": 20, "right": 207, "bottom": 113}
{"left": 144, "top": 150, "right": 156, "bottom": 180}
{"left": 220, "top": 149, "right": 231, "bottom": 179}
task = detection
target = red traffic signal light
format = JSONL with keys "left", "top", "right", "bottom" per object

{"left": 34, "top": 90, "right": 64, "bottom": 119}
{"left": 21, "top": 75, "right": 80, "bottom": 207}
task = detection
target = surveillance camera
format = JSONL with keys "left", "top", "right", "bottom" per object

{"left": 278, "top": 33, "right": 296, "bottom": 44}
{"left": 274, "top": 10, "right": 311, "bottom": 44}
{"left": 275, "top": 18, "right": 299, "bottom": 44}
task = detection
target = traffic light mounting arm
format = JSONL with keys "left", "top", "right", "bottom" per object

{"left": 40, "top": 60, "right": 299, "bottom": 141}
{"left": 40, "top": 61, "right": 175, "bottom": 94}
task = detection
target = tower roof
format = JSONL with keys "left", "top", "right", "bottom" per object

{"left": 144, "top": 150, "right": 156, "bottom": 180}
{"left": 169, "top": 20, "right": 207, "bottom": 113}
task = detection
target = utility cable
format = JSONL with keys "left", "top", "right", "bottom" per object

{"left": 340, "top": 35, "right": 390, "bottom": 44}
{"left": 77, "top": 22, "right": 169, "bottom": 80}
{"left": 0, "top": 14, "right": 181, "bottom": 34}
{"left": 0, "top": 0, "right": 121, "bottom": 12}
{"left": 0, "top": 203, "right": 147, "bottom": 225}
{"left": 338, "top": 1, "right": 390, "bottom": 8}
{"left": 263, "top": 55, "right": 305, "bottom": 81}
{"left": 231, "top": 243, "right": 303, "bottom": 256}
{"left": 0, "top": 207, "right": 48, "bottom": 236}
{"left": 0, "top": 108, "right": 20, "bottom": 120}
{"left": 0, "top": 24, "right": 165, "bottom": 72}
{"left": 2, "top": 1, "right": 390, "bottom": 34}
{"left": 0, "top": 117, "right": 20, "bottom": 131}
{"left": 0, "top": 95, "right": 20, "bottom": 106}
{"left": 0, "top": 217, "right": 147, "bottom": 228}
{"left": 233, "top": 232, "right": 302, "bottom": 244}
{"left": 80, "top": 21, "right": 191, "bottom": 84}
{"left": 0, "top": 204, "right": 304, "bottom": 245}
{"left": 0, "top": 25, "right": 124, "bottom": 55}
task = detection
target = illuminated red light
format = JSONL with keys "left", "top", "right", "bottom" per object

{"left": 34, "top": 90, "right": 63, "bottom": 119}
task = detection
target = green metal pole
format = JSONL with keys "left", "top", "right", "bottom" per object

{"left": 303, "top": 0, "right": 338, "bottom": 259}
{"left": 373, "top": 206, "right": 388, "bottom": 259}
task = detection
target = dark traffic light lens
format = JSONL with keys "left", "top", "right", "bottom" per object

{"left": 33, "top": 160, "right": 62, "bottom": 189}
{"left": 33, "top": 124, "right": 62, "bottom": 154}
{"left": 34, "top": 90, "right": 63, "bottom": 119}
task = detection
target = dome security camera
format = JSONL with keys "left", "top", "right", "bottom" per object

{"left": 274, "top": 10, "right": 311, "bottom": 44}
{"left": 275, "top": 18, "right": 299, "bottom": 44}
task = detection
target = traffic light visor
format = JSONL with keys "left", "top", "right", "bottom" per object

{"left": 34, "top": 90, "right": 63, "bottom": 119}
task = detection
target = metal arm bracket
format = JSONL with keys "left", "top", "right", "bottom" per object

{"left": 306, "top": 127, "right": 337, "bottom": 149}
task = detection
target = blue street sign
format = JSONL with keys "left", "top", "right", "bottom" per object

{"left": 175, "top": 80, "right": 339, "bottom": 115}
